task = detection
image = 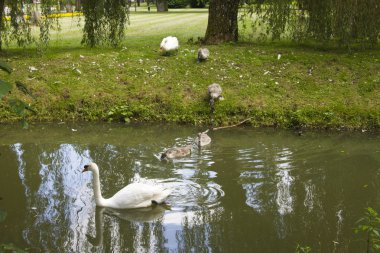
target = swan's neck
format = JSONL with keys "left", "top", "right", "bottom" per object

{"left": 92, "top": 168, "right": 107, "bottom": 207}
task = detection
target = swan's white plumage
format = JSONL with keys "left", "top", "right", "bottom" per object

{"left": 160, "top": 36, "right": 179, "bottom": 53}
{"left": 83, "top": 163, "right": 171, "bottom": 209}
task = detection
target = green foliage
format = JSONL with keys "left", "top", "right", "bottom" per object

{"left": 107, "top": 105, "right": 133, "bottom": 123}
{"left": 295, "top": 244, "right": 311, "bottom": 253}
{"left": 81, "top": 0, "right": 130, "bottom": 47}
{"left": 168, "top": 0, "right": 189, "bottom": 8}
{"left": 0, "top": 60, "right": 35, "bottom": 128}
{"left": 0, "top": 80, "right": 12, "bottom": 99}
{"left": 2, "top": 0, "right": 34, "bottom": 48}
{"left": 0, "top": 61, "right": 12, "bottom": 74}
{"left": 189, "top": 0, "right": 208, "bottom": 8}
{"left": 0, "top": 0, "right": 59, "bottom": 50}
{"left": 107, "top": 104, "right": 154, "bottom": 123}
{"left": 244, "top": 0, "right": 380, "bottom": 47}
{"left": 38, "top": 0, "right": 60, "bottom": 51}
{"left": 354, "top": 207, "right": 380, "bottom": 252}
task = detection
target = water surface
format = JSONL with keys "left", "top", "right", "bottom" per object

{"left": 0, "top": 123, "right": 379, "bottom": 252}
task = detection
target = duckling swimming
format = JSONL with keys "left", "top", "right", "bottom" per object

{"left": 160, "top": 145, "right": 192, "bottom": 159}
{"left": 194, "top": 130, "right": 211, "bottom": 147}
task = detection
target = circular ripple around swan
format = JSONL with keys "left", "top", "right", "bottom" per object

{"left": 155, "top": 178, "right": 224, "bottom": 210}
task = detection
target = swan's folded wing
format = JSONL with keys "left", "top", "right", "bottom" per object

{"left": 109, "top": 183, "right": 167, "bottom": 209}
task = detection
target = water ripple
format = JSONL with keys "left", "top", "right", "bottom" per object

{"left": 150, "top": 178, "right": 225, "bottom": 210}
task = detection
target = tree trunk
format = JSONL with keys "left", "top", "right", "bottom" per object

{"left": 75, "top": 0, "right": 81, "bottom": 11}
{"left": 204, "top": 0, "right": 240, "bottom": 44}
{"left": 137, "top": 0, "right": 140, "bottom": 7}
{"left": 156, "top": 0, "right": 168, "bottom": 12}
{"left": 0, "top": 0, "right": 5, "bottom": 50}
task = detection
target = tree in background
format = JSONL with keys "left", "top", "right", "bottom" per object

{"left": 168, "top": 0, "right": 188, "bottom": 8}
{"left": 157, "top": 0, "right": 168, "bottom": 12}
{"left": 189, "top": 0, "right": 208, "bottom": 8}
{"left": 204, "top": 0, "right": 240, "bottom": 44}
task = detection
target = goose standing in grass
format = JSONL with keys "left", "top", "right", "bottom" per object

{"left": 160, "top": 145, "right": 192, "bottom": 159}
{"left": 194, "top": 130, "right": 211, "bottom": 147}
{"left": 160, "top": 36, "right": 179, "bottom": 55}
{"left": 82, "top": 162, "right": 171, "bottom": 209}
{"left": 208, "top": 83, "right": 224, "bottom": 113}
{"left": 197, "top": 48, "right": 210, "bottom": 62}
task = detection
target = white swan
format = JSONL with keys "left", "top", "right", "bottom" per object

{"left": 82, "top": 163, "right": 171, "bottom": 209}
{"left": 160, "top": 36, "right": 179, "bottom": 54}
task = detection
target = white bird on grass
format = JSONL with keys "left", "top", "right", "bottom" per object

{"left": 160, "top": 36, "right": 179, "bottom": 55}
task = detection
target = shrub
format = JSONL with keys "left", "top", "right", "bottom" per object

{"left": 189, "top": 0, "right": 208, "bottom": 8}
{"left": 168, "top": 0, "right": 189, "bottom": 8}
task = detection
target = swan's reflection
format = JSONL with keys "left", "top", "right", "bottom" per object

{"left": 87, "top": 205, "right": 169, "bottom": 246}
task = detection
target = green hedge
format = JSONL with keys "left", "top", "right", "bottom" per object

{"left": 189, "top": 0, "right": 208, "bottom": 8}
{"left": 168, "top": 0, "right": 189, "bottom": 8}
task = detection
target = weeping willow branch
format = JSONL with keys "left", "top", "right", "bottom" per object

{"left": 81, "top": 0, "right": 130, "bottom": 47}
{"left": 245, "top": 0, "right": 379, "bottom": 47}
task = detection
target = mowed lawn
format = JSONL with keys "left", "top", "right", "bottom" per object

{"left": 49, "top": 9, "right": 208, "bottom": 47}
{"left": 1, "top": 9, "right": 380, "bottom": 129}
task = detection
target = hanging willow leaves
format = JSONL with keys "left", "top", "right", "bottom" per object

{"left": 81, "top": 0, "right": 130, "bottom": 47}
{"left": 245, "top": 0, "right": 380, "bottom": 47}
{"left": 39, "top": 0, "right": 60, "bottom": 50}
{"left": 0, "top": 0, "right": 59, "bottom": 50}
{"left": 5, "top": 0, "right": 33, "bottom": 47}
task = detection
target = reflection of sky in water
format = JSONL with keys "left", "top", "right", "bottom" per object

{"left": 238, "top": 147, "right": 295, "bottom": 216}
{"left": 11, "top": 142, "right": 224, "bottom": 252}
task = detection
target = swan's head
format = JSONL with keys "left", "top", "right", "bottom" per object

{"left": 82, "top": 162, "right": 98, "bottom": 173}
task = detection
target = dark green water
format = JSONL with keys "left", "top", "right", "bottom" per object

{"left": 0, "top": 123, "right": 379, "bottom": 253}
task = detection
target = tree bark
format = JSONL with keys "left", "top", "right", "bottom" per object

{"left": 156, "top": 0, "right": 168, "bottom": 12}
{"left": 75, "top": 0, "right": 81, "bottom": 11}
{"left": 204, "top": 0, "right": 240, "bottom": 44}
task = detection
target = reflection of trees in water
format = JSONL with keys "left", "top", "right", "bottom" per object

{"left": 174, "top": 207, "right": 224, "bottom": 253}
{"left": 13, "top": 143, "right": 93, "bottom": 252}
{"left": 237, "top": 146, "right": 295, "bottom": 216}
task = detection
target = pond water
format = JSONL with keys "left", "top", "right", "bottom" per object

{"left": 0, "top": 123, "right": 379, "bottom": 252}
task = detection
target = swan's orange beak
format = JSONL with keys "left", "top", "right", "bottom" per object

{"left": 82, "top": 165, "right": 89, "bottom": 173}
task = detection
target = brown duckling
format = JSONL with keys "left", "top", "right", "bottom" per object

{"left": 160, "top": 145, "right": 192, "bottom": 159}
{"left": 194, "top": 130, "right": 211, "bottom": 147}
{"left": 208, "top": 83, "right": 224, "bottom": 113}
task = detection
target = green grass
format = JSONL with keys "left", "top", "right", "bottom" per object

{"left": 0, "top": 9, "right": 379, "bottom": 130}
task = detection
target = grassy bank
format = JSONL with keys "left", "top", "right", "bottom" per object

{"left": 0, "top": 9, "right": 379, "bottom": 130}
